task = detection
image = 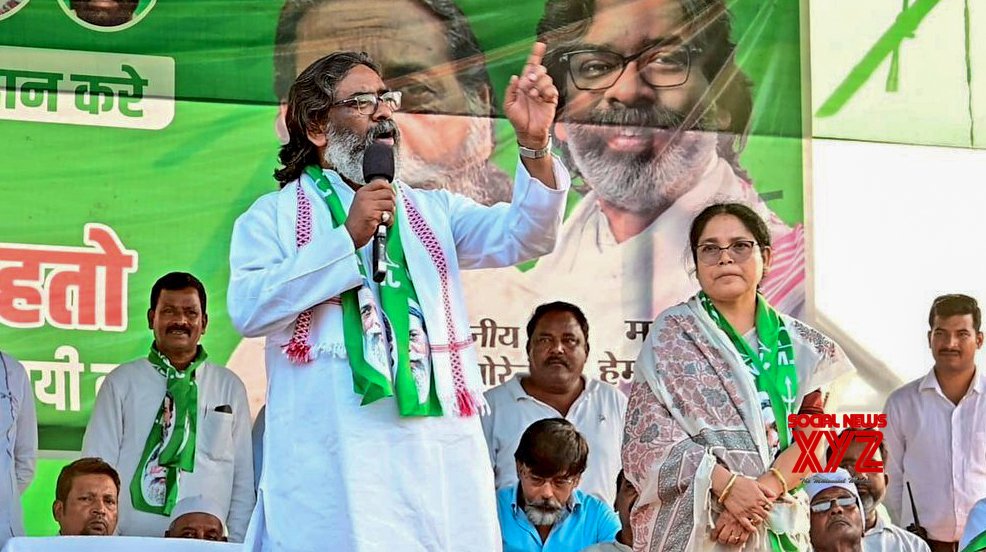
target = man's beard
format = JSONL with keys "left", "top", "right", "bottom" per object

{"left": 323, "top": 119, "right": 401, "bottom": 185}
{"left": 72, "top": 0, "right": 138, "bottom": 26}
{"left": 857, "top": 487, "right": 879, "bottom": 521}
{"left": 564, "top": 104, "right": 718, "bottom": 215}
{"left": 523, "top": 498, "right": 568, "bottom": 526}
{"left": 399, "top": 114, "right": 511, "bottom": 204}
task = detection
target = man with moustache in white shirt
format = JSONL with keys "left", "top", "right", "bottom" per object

{"left": 884, "top": 294, "right": 986, "bottom": 552}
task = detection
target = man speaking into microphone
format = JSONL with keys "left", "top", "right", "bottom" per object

{"left": 227, "top": 45, "right": 569, "bottom": 552}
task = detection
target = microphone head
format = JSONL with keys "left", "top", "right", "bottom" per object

{"left": 362, "top": 142, "right": 395, "bottom": 183}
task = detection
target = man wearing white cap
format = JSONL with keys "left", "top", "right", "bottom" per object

{"left": 165, "top": 495, "right": 227, "bottom": 542}
{"left": 960, "top": 498, "right": 986, "bottom": 552}
{"left": 807, "top": 468, "right": 866, "bottom": 552}
{"left": 826, "top": 428, "right": 930, "bottom": 552}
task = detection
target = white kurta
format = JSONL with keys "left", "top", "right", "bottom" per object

{"left": 227, "top": 159, "right": 569, "bottom": 552}
{"left": 0, "top": 353, "right": 36, "bottom": 548}
{"left": 82, "top": 358, "right": 255, "bottom": 541}
{"left": 482, "top": 375, "right": 627, "bottom": 504}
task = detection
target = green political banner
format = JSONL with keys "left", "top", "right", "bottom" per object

{"left": 0, "top": 0, "right": 805, "bottom": 535}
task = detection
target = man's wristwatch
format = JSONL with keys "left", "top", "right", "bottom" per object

{"left": 518, "top": 137, "right": 552, "bottom": 159}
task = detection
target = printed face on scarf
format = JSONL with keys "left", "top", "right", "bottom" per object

{"left": 554, "top": 0, "right": 722, "bottom": 215}
{"left": 359, "top": 290, "right": 383, "bottom": 337}
{"left": 929, "top": 314, "right": 983, "bottom": 375}
{"left": 54, "top": 474, "right": 119, "bottom": 536}
{"left": 809, "top": 487, "right": 864, "bottom": 548}
{"left": 694, "top": 214, "right": 772, "bottom": 304}
{"left": 287, "top": 0, "right": 502, "bottom": 199}
{"left": 409, "top": 313, "right": 430, "bottom": 362}
{"left": 161, "top": 394, "right": 174, "bottom": 440}
{"left": 148, "top": 288, "right": 207, "bottom": 365}
{"left": 305, "top": 64, "right": 401, "bottom": 186}
{"left": 527, "top": 310, "right": 588, "bottom": 392}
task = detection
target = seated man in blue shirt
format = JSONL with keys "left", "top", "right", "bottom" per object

{"left": 497, "top": 418, "right": 620, "bottom": 551}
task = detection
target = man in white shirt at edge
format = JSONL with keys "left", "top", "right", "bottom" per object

{"left": 83, "top": 272, "right": 254, "bottom": 541}
{"left": 884, "top": 294, "right": 986, "bottom": 552}
{"left": 0, "top": 351, "right": 37, "bottom": 548}
{"left": 483, "top": 301, "right": 627, "bottom": 504}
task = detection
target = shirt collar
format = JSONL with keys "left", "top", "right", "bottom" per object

{"left": 973, "top": 366, "right": 986, "bottom": 394}
{"left": 510, "top": 373, "right": 594, "bottom": 402}
{"left": 864, "top": 514, "right": 887, "bottom": 536}
{"left": 919, "top": 366, "right": 986, "bottom": 395}
{"left": 918, "top": 369, "right": 940, "bottom": 392}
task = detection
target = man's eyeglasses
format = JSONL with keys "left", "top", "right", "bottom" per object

{"left": 559, "top": 42, "right": 703, "bottom": 91}
{"left": 519, "top": 467, "right": 577, "bottom": 490}
{"left": 695, "top": 240, "right": 759, "bottom": 266}
{"left": 809, "top": 496, "right": 858, "bottom": 514}
{"left": 331, "top": 91, "right": 402, "bottom": 116}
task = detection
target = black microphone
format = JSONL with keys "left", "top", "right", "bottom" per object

{"left": 362, "top": 142, "right": 395, "bottom": 283}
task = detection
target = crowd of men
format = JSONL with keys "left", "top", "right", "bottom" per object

{"left": 2, "top": 273, "right": 985, "bottom": 551}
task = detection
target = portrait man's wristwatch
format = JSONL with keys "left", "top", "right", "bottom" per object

{"left": 517, "top": 137, "right": 552, "bottom": 159}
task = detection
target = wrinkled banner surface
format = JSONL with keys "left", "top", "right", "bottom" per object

{"left": 0, "top": 0, "right": 803, "bottom": 534}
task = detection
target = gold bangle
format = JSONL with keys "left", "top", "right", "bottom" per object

{"left": 718, "top": 473, "right": 739, "bottom": 505}
{"left": 769, "top": 468, "right": 789, "bottom": 495}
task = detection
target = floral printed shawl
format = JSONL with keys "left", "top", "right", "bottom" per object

{"left": 622, "top": 295, "right": 854, "bottom": 551}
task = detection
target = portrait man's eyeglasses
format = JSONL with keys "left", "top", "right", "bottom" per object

{"left": 559, "top": 41, "right": 703, "bottom": 91}
{"left": 331, "top": 91, "right": 402, "bottom": 116}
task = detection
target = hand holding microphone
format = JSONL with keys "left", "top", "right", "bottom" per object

{"left": 344, "top": 143, "right": 396, "bottom": 253}
{"left": 360, "top": 143, "right": 396, "bottom": 283}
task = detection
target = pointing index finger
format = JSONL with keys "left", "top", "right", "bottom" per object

{"left": 526, "top": 41, "right": 547, "bottom": 69}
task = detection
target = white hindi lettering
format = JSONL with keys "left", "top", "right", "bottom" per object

{"left": 21, "top": 345, "right": 118, "bottom": 412}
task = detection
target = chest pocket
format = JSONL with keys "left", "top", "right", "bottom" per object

{"left": 199, "top": 408, "right": 234, "bottom": 464}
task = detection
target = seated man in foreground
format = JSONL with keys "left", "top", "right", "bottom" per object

{"left": 807, "top": 468, "right": 866, "bottom": 552}
{"left": 53, "top": 457, "right": 120, "bottom": 536}
{"left": 496, "top": 418, "right": 619, "bottom": 551}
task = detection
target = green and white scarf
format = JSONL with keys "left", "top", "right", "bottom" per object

{"left": 130, "top": 345, "right": 204, "bottom": 515}
{"left": 699, "top": 292, "right": 800, "bottom": 552}
{"left": 304, "top": 166, "right": 441, "bottom": 417}
{"left": 698, "top": 291, "right": 799, "bottom": 450}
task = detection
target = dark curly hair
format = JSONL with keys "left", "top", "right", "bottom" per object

{"left": 274, "top": 52, "right": 379, "bottom": 187}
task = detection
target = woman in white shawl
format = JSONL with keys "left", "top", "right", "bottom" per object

{"left": 622, "top": 203, "right": 854, "bottom": 551}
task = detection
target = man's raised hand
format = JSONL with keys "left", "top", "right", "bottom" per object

{"left": 504, "top": 42, "right": 559, "bottom": 150}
